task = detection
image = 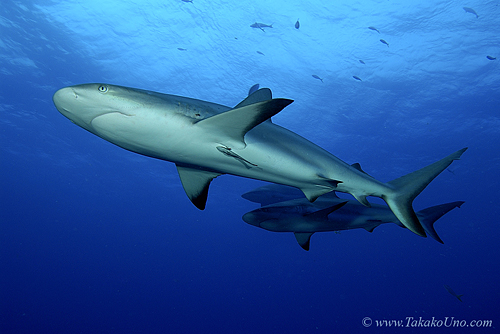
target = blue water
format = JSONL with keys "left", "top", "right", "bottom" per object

{"left": 1, "top": 0, "right": 499, "bottom": 333}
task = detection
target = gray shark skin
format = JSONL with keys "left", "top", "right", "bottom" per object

{"left": 53, "top": 83, "right": 466, "bottom": 237}
{"left": 242, "top": 184, "right": 464, "bottom": 250}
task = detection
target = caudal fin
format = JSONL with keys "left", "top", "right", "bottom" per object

{"left": 417, "top": 201, "right": 465, "bottom": 243}
{"left": 384, "top": 148, "right": 467, "bottom": 237}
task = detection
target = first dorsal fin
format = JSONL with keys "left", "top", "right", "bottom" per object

{"left": 196, "top": 98, "right": 293, "bottom": 149}
{"left": 176, "top": 165, "right": 222, "bottom": 210}
{"left": 304, "top": 201, "right": 347, "bottom": 219}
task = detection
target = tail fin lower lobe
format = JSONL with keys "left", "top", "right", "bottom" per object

{"left": 383, "top": 148, "right": 467, "bottom": 237}
{"left": 417, "top": 201, "right": 465, "bottom": 243}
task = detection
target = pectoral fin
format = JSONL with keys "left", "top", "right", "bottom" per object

{"left": 176, "top": 165, "right": 222, "bottom": 210}
{"left": 294, "top": 232, "right": 314, "bottom": 251}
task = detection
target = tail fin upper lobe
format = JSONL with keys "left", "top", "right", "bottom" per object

{"left": 383, "top": 148, "right": 467, "bottom": 237}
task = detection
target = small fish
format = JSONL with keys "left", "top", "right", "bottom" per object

{"left": 295, "top": 19, "right": 300, "bottom": 29}
{"left": 248, "top": 84, "right": 260, "bottom": 96}
{"left": 217, "top": 145, "right": 257, "bottom": 167}
{"left": 312, "top": 75, "right": 323, "bottom": 82}
{"left": 181, "top": 0, "right": 193, "bottom": 3}
{"left": 444, "top": 285, "right": 463, "bottom": 302}
{"left": 256, "top": 51, "right": 265, "bottom": 56}
{"left": 359, "top": 60, "right": 365, "bottom": 64}
{"left": 487, "top": 55, "right": 496, "bottom": 60}
{"left": 353, "top": 76, "right": 362, "bottom": 81}
{"left": 463, "top": 7, "right": 478, "bottom": 18}
{"left": 380, "top": 39, "right": 389, "bottom": 47}
{"left": 368, "top": 26, "right": 380, "bottom": 33}
{"left": 177, "top": 48, "right": 187, "bottom": 51}
{"left": 251, "top": 22, "right": 273, "bottom": 32}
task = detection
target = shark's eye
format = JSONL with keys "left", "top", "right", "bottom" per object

{"left": 98, "top": 85, "right": 108, "bottom": 93}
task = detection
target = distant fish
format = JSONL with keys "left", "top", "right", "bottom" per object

{"left": 251, "top": 22, "right": 273, "bottom": 32}
{"left": 353, "top": 75, "right": 362, "bottom": 81}
{"left": 359, "top": 60, "right": 365, "bottom": 64}
{"left": 295, "top": 19, "right": 300, "bottom": 29}
{"left": 380, "top": 39, "right": 389, "bottom": 47}
{"left": 256, "top": 51, "right": 265, "bottom": 56}
{"left": 177, "top": 47, "right": 187, "bottom": 51}
{"left": 444, "top": 285, "right": 463, "bottom": 302}
{"left": 368, "top": 26, "right": 380, "bottom": 33}
{"left": 463, "top": 7, "right": 478, "bottom": 18}
{"left": 181, "top": 0, "right": 193, "bottom": 3}
{"left": 248, "top": 84, "right": 260, "bottom": 96}
{"left": 486, "top": 55, "right": 496, "bottom": 60}
{"left": 312, "top": 74, "right": 323, "bottom": 82}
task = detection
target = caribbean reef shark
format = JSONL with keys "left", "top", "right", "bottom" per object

{"left": 242, "top": 184, "right": 464, "bottom": 250}
{"left": 53, "top": 83, "right": 467, "bottom": 237}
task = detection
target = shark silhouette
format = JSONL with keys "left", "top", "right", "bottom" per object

{"left": 53, "top": 84, "right": 466, "bottom": 237}
{"left": 242, "top": 184, "right": 464, "bottom": 250}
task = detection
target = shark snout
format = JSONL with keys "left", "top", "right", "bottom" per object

{"left": 53, "top": 86, "right": 95, "bottom": 128}
{"left": 242, "top": 211, "right": 279, "bottom": 228}
{"left": 53, "top": 87, "right": 77, "bottom": 115}
{"left": 53, "top": 85, "right": 115, "bottom": 130}
{"left": 242, "top": 212, "right": 257, "bottom": 225}
{"left": 242, "top": 211, "right": 269, "bottom": 226}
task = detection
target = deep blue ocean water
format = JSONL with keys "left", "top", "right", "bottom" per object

{"left": 1, "top": 0, "right": 499, "bottom": 333}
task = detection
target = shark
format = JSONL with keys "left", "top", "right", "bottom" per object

{"left": 444, "top": 284, "right": 464, "bottom": 302}
{"left": 53, "top": 83, "right": 467, "bottom": 237}
{"left": 242, "top": 184, "right": 464, "bottom": 250}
